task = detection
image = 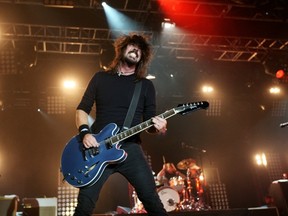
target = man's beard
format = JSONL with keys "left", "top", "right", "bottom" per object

{"left": 123, "top": 54, "right": 139, "bottom": 66}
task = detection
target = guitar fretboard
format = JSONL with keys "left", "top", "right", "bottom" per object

{"left": 106, "top": 101, "right": 207, "bottom": 145}
{"left": 109, "top": 109, "right": 176, "bottom": 144}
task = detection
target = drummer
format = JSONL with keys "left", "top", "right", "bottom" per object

{"left": 188, "top": 164, "right": 201, "bottom": 179}
{"left": 156, "top": 163, "right": 186, "bottom": 187}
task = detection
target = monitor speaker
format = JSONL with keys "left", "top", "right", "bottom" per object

{"left": 22, "top": 197, "right": 57, "bottom": 216}
{"left": 269, "top": 180, "right": 288, "bottom": 216}
{"left": 0, "top": 196, "right": 18, "bottom": 216}
{"left": 92, "top": 208, "right": 279, "bottom": 216}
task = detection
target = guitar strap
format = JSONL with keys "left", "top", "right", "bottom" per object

{"left": 121, "top": 80, "right": 142, "bottom": 132}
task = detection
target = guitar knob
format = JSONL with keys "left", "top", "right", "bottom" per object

{"left": 64, "top": 173, "right": 71, "bottom": 177}
{"left": 78, "top": 169, "right": 84, "bottom": 173}
{"left": 77, "top": 180, "right": 83, "bottom": 184}
{"left": 71, "top": 176, "right": 77, "bottom": 180}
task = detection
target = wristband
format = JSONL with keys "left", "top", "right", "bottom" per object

{"left": 78, "top": 124, "right": 90, "bottom": 141}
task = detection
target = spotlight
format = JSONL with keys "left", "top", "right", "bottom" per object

{"left": 269, "top": 86, "right": 281, "bottom": 94}
{"left": 276, "top": 69, "right": 285, "bottom": 79}
{"left": 202, "top": 85, "right": 214, "bottom": 93}
{"left": 146, "top": 74, "right": 156, "bottom": 80}
{"left": 161, "top": 18, "right": 175, "bottom": 29}
{"left": 63, "top": 80, "right": 76, "bottom": 89}
{"left": 255, "top": 153, "right": 267, "bottom": 167}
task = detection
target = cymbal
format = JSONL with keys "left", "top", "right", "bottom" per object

{"left": 177, "top": 158, "right": 196, "bottom": 170}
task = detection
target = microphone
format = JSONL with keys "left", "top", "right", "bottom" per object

{"left": 280, "top": 122, "right": 288, "bottom": 128}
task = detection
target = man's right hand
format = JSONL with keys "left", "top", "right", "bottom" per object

{"left": 82, "top": 133, "right": 99, "bottom": 148}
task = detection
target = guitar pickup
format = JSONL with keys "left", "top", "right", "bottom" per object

{"left": 89, "top": 147, "right": 99, "bottom": 156}
{"left": 105, "top": 140, "right": 113, "bottom": 149}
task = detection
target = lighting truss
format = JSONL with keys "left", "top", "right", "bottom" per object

{"left": 1, "top": 23, "right": 288, "bottom": 62}
{"left": 159, "top": 32, "right": 288, "bottom": 62}
{"left": 1, "top": 0, "right": 287, "bottom": 23}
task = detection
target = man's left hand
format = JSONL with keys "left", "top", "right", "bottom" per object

{"left": 152, "top": 116, "right": 167, "bottom": 134}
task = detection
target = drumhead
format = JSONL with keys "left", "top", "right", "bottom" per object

{"left": 157, "top": 186, "right": 180, "bottom": 212}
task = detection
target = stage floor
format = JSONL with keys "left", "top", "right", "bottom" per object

{"left": 92, "top": 207, "right": 279, "bottom": 216}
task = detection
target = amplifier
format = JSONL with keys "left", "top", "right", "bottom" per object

{"left": 269, "top": 180, "right": 288, "bottom": 216}
{"left": 22, "top": 197, "right": 57, "bottom": 216}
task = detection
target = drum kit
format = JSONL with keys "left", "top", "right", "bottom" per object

{"left": 131, "top": 158, "right": 210, "bottom": 213}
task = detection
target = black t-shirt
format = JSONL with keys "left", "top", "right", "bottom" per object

{"left": 77, "top": 71, "right": 156, "bottom": 143}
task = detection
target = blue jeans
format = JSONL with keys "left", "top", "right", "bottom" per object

{"left": 74, "top": 142, "right": 168, "bottom": 216}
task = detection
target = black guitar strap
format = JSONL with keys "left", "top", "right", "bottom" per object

{"left": 121, "top": 80, "right": 142, "bottom": 132}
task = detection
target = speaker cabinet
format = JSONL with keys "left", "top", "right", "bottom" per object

{"left": 22, "top": 197, "right": 57, "bottom": 216}
{"left": 269, "top": 180, "right": 288, "bottom": 216}
{"left": 0, "top": 196, "right": 18, "bottom": 216}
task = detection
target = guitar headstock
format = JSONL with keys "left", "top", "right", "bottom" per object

{"left": 176, "top": 101, "right": 209, "bottom": 115}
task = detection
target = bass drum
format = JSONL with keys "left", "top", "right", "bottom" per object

{"left": 157, "top": 186, "right": 180, "bottom": 212}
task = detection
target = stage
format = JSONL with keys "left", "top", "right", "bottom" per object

{"left": 92, "top": 207, "right": 279, "bottom": 216}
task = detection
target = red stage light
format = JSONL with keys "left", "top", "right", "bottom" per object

{"left": 276, "top": 69, "right": 285, "bottom": 79}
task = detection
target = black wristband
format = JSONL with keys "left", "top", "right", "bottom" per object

{"left": 78, "top": 124, "right": 90, "bottom": 141}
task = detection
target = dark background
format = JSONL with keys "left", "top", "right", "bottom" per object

{"left": 0, "top": 0, "right": 288, "bottom": 214}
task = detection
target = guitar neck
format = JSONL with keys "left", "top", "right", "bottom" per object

{"left": 109, "top": 109, "right": 177, "bottom": 144}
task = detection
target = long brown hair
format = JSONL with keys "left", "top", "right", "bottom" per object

{"left": 107, "top": 33, "right": 153, "bottom": 79}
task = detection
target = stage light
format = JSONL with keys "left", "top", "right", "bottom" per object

{"left": 102, "top": 1, "right": 139, "bottom": 33}
{"left": 161, "top": 18, "right": 176, "bottom": 29}
{"left": 276, "top": 69, "right": 285, "bottom": 79}
{"left": 199, "top": 173, "right": 204, "bottom": 181}
{"left": 146, "top": 74, "right": 156, "bottom": 80}
{"left": 260, "top": 105, "right": 265, "bottom": 111}
{"left": 269, "top": 87, "right": 280, "bottom": 94}
{"left": 57, "top": 184, "right": 78, "bottom": 216}
{"left": 202, "top": 85, "right": 214, "bottom": 93}
{"left": 206, "top": 99, "right": 221, "bottom": 117}
{"left": 0, "top": 50, "right": 17, "bottom": 75}
{"left": 209, "top": 183, "right": 229, "bottom": 209}
{"left": 47, "top": 96, "right": 66, "bottom": 114}
{"left": 63, "top": 80, "right": 76, "bottom": 89}
{"left": 255, "top": 153, "right": 267, "bottom": 167}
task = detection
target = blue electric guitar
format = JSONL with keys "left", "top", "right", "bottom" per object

{"left": 61, "top": 101, "right": 209, "bottom": 188}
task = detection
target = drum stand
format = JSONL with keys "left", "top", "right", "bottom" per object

{"left": 178, "top": 169, "right": 195, "bottom": 211}
{"left": 131, "top": 190, "right": 146, "bottom": 213}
